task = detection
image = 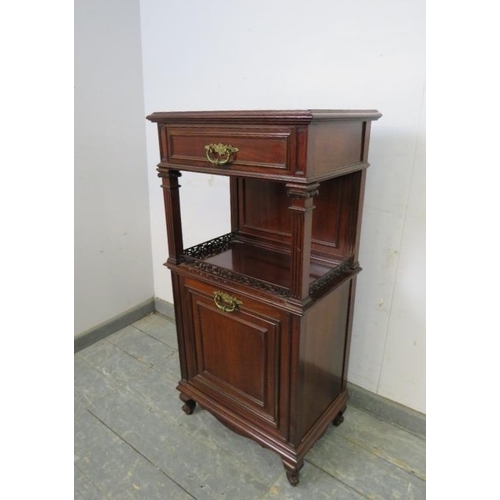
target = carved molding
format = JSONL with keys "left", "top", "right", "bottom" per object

{"left": 286, "top": 182, "right": 320, "bottom": 200}
{"left": 157, "top": 168, "right": 182, "bottom": 179}
{"left": 287, "top": 188, "right": 319, "bottom": 199}
{"left": 182, "top": 256, "right": 292, "bottom": 297}
{"left": 308, "top": 261, "right": 358, "bottom": 296}
{"left": 183, "top": 233, "right": 236, "bottom": 260}
{"left": 181, "top": 234, "right": 358, "bottom": 299}
{"left": 180, "top": 233, "right": 291, "bottom": 296}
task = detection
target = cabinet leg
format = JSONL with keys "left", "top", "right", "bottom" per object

{"left": 179, "top": 393, "right": 196, "bottom": 415}
{"left": 283, "top": 459, "right": 304, "bottom": 487}
{"left": 332, "top": 405, "right": 347, "bottom": 427}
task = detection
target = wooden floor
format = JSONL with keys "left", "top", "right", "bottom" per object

{"left": 74, "top": 313, "right": 426, "bottom": 500}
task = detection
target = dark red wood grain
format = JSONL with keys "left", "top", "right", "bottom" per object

{"left": 147, "top": 109, "right": 381, "bottom": 486}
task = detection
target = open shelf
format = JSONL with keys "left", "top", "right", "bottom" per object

{"left": 181, "top": 233, "right": 354, "bottom": 297}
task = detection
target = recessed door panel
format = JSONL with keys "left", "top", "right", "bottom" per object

{"left": 195, "top": 302, "right": 269, "bottom": 405}
{"left": 182, "top": 279, "right": 287, "bottom": 434}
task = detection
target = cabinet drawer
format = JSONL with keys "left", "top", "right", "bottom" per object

{"left": 162, "top": 126, "right": 295, "bottom": 176}
{"left": 181, "top": 278, "right": 289, "bottom": 436}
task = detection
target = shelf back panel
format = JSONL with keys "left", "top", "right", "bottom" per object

{"left": 234, "top": 176, "right": 361, "bottom": 261}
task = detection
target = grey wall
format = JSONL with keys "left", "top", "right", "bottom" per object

{"left": 75, "top": 0, "right": 154, "bottom": 335}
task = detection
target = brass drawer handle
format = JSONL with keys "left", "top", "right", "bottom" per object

{"left": 213, "top": 291, "right": 243, "bottom": 313}
{"left": 205, "top": 143, "right": 239, "bottom": 166}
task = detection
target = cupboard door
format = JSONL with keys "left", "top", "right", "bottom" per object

{"left": 182, "top": 278, "right": 287, "bottom": 435}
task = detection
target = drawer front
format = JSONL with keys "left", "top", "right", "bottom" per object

{"left": 181, "top": 278, "right": 289, "bottom": 435}
{"left": 162, "top": 126, "right": 296, "bottom": 175}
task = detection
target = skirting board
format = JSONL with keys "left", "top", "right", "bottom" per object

{"left": 154, "top": 296, "right": 175, "bottom": 319}
{"left": 74, "top": 298, "right": 155, "bottom": 353}
{"left": 347, "top": 382, "right": 425, "bottom": 438}
{"left": 76, "top": 296, "right": 426, "bottom": 437}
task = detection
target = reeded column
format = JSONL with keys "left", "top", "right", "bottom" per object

{"left": 286, "top": 182, "right": 320, "bottom": 300}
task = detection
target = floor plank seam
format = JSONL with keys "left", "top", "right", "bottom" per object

{"left": 165, "top": 414, "right": 282, "bottom": 488}
{"left": 74, "top": 461, "right": 110, "bottom": 499}
{"left": 336, "top": 433, "right": 426, "bottom": 482}
{"left": 302, "top": 460, "right": 372, "bottom": 499}
{"left": 154, "top": 311, "right": 177, "bottom": 326}
{"left": 102, "top": 332, "right": 182, "bottom": 381}
{"left": 75, "top": 352, "right": 121, "bottom": 381}
{"left": 78, "top": 340, "right": 153, "bottom": 372}
{"left": 120, "top": 382, "right": 180, "bottom": 426}
{"left": 120, "top": 350, "right": 181, "bottom": 383}
{"left": 88, "top": 388, "right": 277, "bottom": 495}
{"left": 131, "top": 323, "right": 179, "bottom": 350}
{"left": 78, "top": 385, "right": 129, "bottom": 415}
{"left": 97, "top": 338, "right": 160, "bottom": 372}
{"left": 347, "top": 405, "right": 426, "bottom": 441}
{"left": 87, "top": 408, "right": 199, "bottom": 500}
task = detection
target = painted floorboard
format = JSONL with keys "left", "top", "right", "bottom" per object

{"left": 132, "top": 313, "right": 178, "bottom": 349}
{"left": 335, "top": 406, "right": 426, "bottom": 480}
{"left": 77, "top": 339, "right": 151, "bottom": 383}
{"left": 75, "top": 315, "right": 426, "bottom": 500}
{"left": 75, "top": 465, "right": 107, "bottom": 500}
{"left": 260, "top": 465, "right": 366, "bottom": 500}
{"left": 307, "top": 425, "right": 426, "bottom": 499}
{"left": 88, "top": 387, "right": 271, "bottom": 500}
{"left": 107, "top": 324, "right": 178, "bottom": 376}
{"left": 75, "top": 412, "right": 194, "bottom": 500}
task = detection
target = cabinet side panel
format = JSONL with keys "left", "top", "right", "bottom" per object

{"left": 171, "top": 272, "right": 189, "bottom": 380}
{"left": 307, "top": 121, "right": 364, "bottom": 177}
{"left": 297, "top": 281, "right": 350, "bottom": 439}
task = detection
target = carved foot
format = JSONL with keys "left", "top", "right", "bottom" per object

{"left": 179, "top": 393, "right": 196, "bottom": 415}
{"left": 286, "top": 469, "right": 300, "bottom": 487}
{"left": 332, "top": 406, "right": 346, "bottom": 427}
{"left": 283, "top": 459, "right": 304, "bottom": 487}
{"left": 333, "top": 414, "right": 344, "bottom": 426}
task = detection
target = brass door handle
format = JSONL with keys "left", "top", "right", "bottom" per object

{"left": 213, "top": 291, "right": 243, "bottom": 313}
{"left": 205, "top": 143, "right": 239, "bottom": 166}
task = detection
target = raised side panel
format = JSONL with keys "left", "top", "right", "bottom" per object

{"left": 314, "top": 171, "right": 363, "bottom": 260}
{"left": 296, "top": 280, "right": 351, "bottom": 440}
{"left": 171, "top": 272, "right": 189, "bottom": 380}
{"left": 306, "top": 121, "right": 364, "bottom": 179}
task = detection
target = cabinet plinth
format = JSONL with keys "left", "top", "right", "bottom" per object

{"left": 147, "top": 109, "right": 381, "bottom": 486}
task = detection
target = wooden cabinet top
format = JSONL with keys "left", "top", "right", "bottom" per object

{"left": 146, "top": 109, "right": 381, "bottom": 125}
{"left": 147, "top": 109, "right": 381, "bottom": 183}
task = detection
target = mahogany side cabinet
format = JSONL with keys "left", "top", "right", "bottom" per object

{"left": 146, "top": 109, "right": 381, "bottom": 486}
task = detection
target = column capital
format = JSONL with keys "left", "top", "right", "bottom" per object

{"left": 157, "top": 168, "right": 182, "bottom": 180}
{"left": 286, "top": 182, "right": 320, "bottom": 200}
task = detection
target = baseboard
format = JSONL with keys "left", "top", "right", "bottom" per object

{"left": 347, "top": 382, "right": 426, "bottom": 438}
{"left": 154, "top": 296, "right": 175, "bottom": 320}
{"left": 74, "top": 298, "right": 155, "bottom": 353}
